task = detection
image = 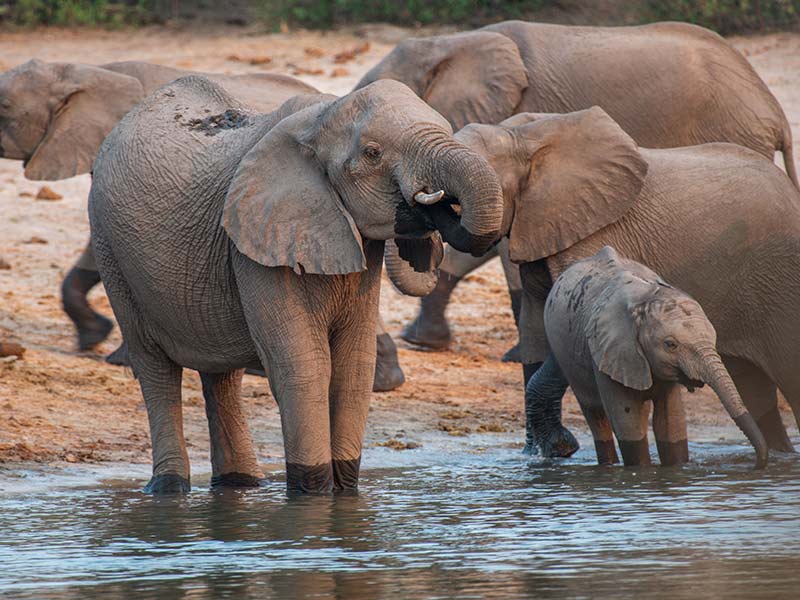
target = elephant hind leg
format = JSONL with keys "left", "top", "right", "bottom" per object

{"left": 722, "top": 356, "right": 794, "bottom": 453}
{"left": 200, "top": 369, "right": 264, "bottom": 488}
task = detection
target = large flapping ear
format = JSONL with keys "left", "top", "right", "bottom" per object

{"left": 222, "top": 103, "right": 366, "bottom": 275}
{"left": 585, "top": 268, "right": 654, "bottom": 391}
{"left": 24, "top": 64, "right": 144, "bottom": 180}
{"left": 423, "top": 31, "right": 528, "bottom": 129}
{"left": 507, "top": 107, "right": 649, "bottom": 264}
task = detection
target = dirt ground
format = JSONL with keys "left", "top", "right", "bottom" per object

{"left": 0, "top": 25, "right": 797, "bottom": 475}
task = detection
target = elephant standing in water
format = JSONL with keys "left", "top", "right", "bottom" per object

{"left": 542, "top": 246, "right": 767, "bottom": 468}
{"left": 89, "top": 77, "right": 504, "bottom": 493}
{"left": 436, "top": 107, "right": 800, "bottom": 458}
{"left": 356, "top": 20, "right": 798, "bottom": 357}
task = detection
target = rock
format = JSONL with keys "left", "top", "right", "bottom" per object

{"left": 226, "top": 54, "right": 272, "bottom": 66}
{"left": 333, "top": 42, "right": 371, "bottom": 64}
{"left": 35, "top": 186, "right": 63, "bottom": 201}
{"left": 304, "top": 46, "right": 325, "bottom": 57}
{"left": 0, "top": 342, "right": 25, "bottom": 358}
{"left": 22, "top": 236, "right": 48, "bottom": 244}
{"left": 330, "top": 67, "right": 349, "bottom": 77}
{"left": 0, "top": 257, "right": 10, "bottom": 270}
{"left": 18, "top": 191, "right": 34, "bottom": 198}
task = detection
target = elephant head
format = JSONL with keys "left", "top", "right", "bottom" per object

{"left": 584, "top": 247, "right": 768, "bottom": 468}
{"left": 0, "top": 59, "right": 144, "bottom": 180}
{"left": 355, "top": 31, "right": 528, "bottom": 130}
{"left": 453, "top": 107, "right": 650, "bottom": 263}
{"left": 222, "top": 79, "right": 504, "bottom": 281}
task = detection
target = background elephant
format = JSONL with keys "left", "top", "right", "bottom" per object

{"left": 89, "top": 76, "right": 504, "bottom": 494}
{"left": 436, "top": 107, "right": 800, "bottom": 459}
{"left": 542, "top": 246, "right": 767, "bottom": 468}
{"left": 358, "top": 20, "right": 799, "bottom": 357}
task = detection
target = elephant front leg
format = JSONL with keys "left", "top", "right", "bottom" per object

{"left": 329, "top": 323, "right": 377, "bottom": 491}
{"left": 652, "top": 383, "right": 689, "bottom": 466}
{"left": 200, "top": 370, "right": 265, "bottom": 487}
{"left": 136, "top": 359, "right": 191, "bottom": 493}
{"left": 595, "top": 372, "right": 651, "bottom": 466}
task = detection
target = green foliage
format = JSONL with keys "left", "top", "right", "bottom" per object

{"left": 647, "top": 0, "right": 800, "bottom": 34}
{"left": 0, "top": 0, "right": 178, "bottom": 27}
{"left": 257, "top": 0, "right": 546, "bottom": 30}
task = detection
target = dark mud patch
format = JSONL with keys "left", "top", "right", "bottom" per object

{"left": 184, "top": 109, "right": 251, "bottom": 135}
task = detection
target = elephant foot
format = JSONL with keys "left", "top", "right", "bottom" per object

{"left": 211, "top": 472, "right": 264, "bottom": 488}
{"left": 77, "top": 314, "right": 114, "bottom": 351}
{"left": 400, "top": 272, "right": 459, "bottom": 350}
{"left": 501, "top": 342, "right": 522, "bottom": 363}
{"left": 594, "top": 439, "right": 619, "bottom": 465}
{"left": 540, "top": 425, "right": 580, "bottom": 458}
{"left": 144, "top": 472, "right": 190, "bottom": 494}
{"left": 105, "top": 342, "right": 130, "bottom": 366}
{"left": 286, "top": 462, "right": 334, "bottom": 495}
{"left": 618, "top": 438, "right": 652, "bottom": 467}
{"left": 373, "top": 333, "right": 405, "bottom": 392}
{"left": 756, "top": 407, "right": 795, "bottom": 453}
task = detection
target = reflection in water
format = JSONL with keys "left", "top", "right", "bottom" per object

{"left": 1, "top": 442, "right": 800, "bottom": 599}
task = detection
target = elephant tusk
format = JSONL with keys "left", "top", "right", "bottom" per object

{"left": 413, "top": 189, "right": 445, "bottom": 205}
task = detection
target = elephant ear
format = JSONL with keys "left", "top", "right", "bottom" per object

{"left": 507, "top": 107, "right": 649, "bottom": 264}
{"left": 25, "top": 64, "right": 144, "bottom": 181}
{"left": 585, "top": 265, "right": 653, "bottom": 391}
{"left": 222, "top": 104, "right": 366, "bottom": 275}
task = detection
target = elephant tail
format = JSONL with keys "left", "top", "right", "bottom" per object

{"left": 780, "top": 129, "right": 799, "bottom": 190}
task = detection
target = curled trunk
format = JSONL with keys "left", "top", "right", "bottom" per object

{"left": 402, "top": 135, "right": 504, "bottom": 257}
{"left": 384, "top": 238, "right": 439, "bottom": 297}
{"left": 690, "top": 347, "right": 769, "bottom": 469}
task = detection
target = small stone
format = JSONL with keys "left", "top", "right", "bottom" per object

{"left": 35, "top": 186, "right": 63, "bottom": 201}
{"left": 0, "top": 342, "right": 25, "bottom": 358}
{"left": 22, "top": 236, "right": 48, "bottom": 245}
{"left": 64, "top": 453, "right": 78, "bottom": 463}
{"left": 19, "top": 191, "right": 34, "bottom": 198}
{"left": 330, "top": 67, "right": 349, "bottom": 78}
{"left": 0, "top": 257, "right": 10, "bottom": 270}
{"left": 304, "top": 46, "right": 325, "bottom": 57}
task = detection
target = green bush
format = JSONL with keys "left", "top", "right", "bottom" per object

{"left": 0, "top": 0, "right": 180, "bottom": 26}
{"left": 647, "top": 0, "right": 800, "bottom": 34}
{"left": 257, "top": 0, "right": 546, "bottom": 30}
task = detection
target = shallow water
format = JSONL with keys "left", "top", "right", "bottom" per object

{"left": 2, "top": 440, "right": 799, "bottom": 600}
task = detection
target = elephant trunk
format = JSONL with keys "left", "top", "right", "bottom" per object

{"left": 688, "top": 347, "right": 769, "bottom": 469}
{"left": 384, "top": 239, "right": 439, "bottom": 297}
{"left": 403, "top": 135, "right": 504, "bottom": 257}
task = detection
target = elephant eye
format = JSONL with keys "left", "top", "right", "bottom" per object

{"left": 362, "top": 143, "right": 382, "bottom": 163}
{"left": 663, "top": 338, "right": 678, "bottom": 352}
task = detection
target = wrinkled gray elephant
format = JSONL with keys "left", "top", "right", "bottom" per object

{"left": 543, "top": 246, "right": 767, "bottom": 468}
{"left": 430, "top": 107, "right": 800, "bottom": 459}
{"left": 357, "top": 20, "right": 798, "bottom": 358}
{"left": 89, "top": 76, "right": 504, "bottom": 494}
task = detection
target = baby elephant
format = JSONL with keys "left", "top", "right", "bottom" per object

{"left": 541, "top": 247, "right": 768, "bottom": 468}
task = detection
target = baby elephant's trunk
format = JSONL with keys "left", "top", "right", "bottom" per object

{"left": 691, "top": 347, "right": 769, "bottom": 469}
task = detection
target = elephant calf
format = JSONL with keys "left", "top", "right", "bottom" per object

{"left": 541, "top": 246, "right": 767, "bottom": 468}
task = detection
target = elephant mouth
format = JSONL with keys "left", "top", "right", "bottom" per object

{"left": 678, "top": 371, "right": 705, "bottom": 393}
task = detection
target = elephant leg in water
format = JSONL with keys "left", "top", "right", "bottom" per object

{"left": 402, "top": 238, "right": 523, "bottom": 361}
{"left": 61, "top": 242, "right": 114, "bottom": 351}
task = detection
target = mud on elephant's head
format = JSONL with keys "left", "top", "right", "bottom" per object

{"left": 222, "top": 79, "right": 505, "bottom": 285}
{"left": 0, "top": 59, "right": 144, "bottom": 180}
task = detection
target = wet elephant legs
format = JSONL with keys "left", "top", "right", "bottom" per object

{"left": 201, "top": 370, "right": 265, "bottom": 487}
{"left": 723, "top": 356, "right": 794, "bottom": 453}
{"left": 523, "top": 354, "right": 579, "bottom": 457}
{"left": 652, "top": 384, "right": 689, "bottom": 466}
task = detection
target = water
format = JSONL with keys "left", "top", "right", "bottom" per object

{"left": 2, "top": 441, "right": 799, "bottom": 599}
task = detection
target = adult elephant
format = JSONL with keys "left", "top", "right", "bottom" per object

{"left": 357, "top": 20, "right": 799, "bottom": 356}
{"left": 439, "top": 108, "right": 800, "bottom": 457}
{"left": 0, "top": 59, "right": 314, "bottom": 346}
{"left": 89, "top": 76, "right": 504, "bottom": 494}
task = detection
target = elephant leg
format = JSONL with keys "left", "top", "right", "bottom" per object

{"left": 578, "top": 403, "right": 618, "bottom": 465}
{"left": 61, "top": 243, "right": 114, "bottom": 350}
{"left": 523, "top": 354, "right": 579, "bottom": 457}
{"left": 372, "top": 315, "right": 405, "bottom": 392}
{"left": 401, "top": 244, "right": 498, "bottom": 349}
{"left": 595, "top": 372, "right": 651, "bottom": 466}
{"left": 498, "top": 238, "right": 523, "bottom": 363}
{"left": 137, "top": 358, "right": 190, "bottom": 494}
{"left": 652, "top": 384, "right": 689, "bottom": 466}
{"left": 200, "top": 369, "right": 264, "bottom": 488}
{"left": 329, "top": 320, "right": 376, "bottom": 491}
{"left": 722, "top": 356, "right": 793, "bottom": 452}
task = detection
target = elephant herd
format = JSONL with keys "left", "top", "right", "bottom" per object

{"left": 2, "top": 20, "right": 799, "bottom": 494}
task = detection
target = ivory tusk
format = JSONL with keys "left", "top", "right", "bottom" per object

{"left": 413, "top": 189, "right": 445, "bottom": 205}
